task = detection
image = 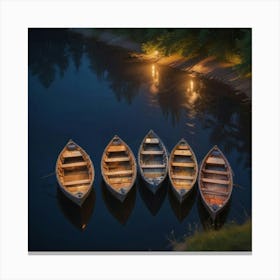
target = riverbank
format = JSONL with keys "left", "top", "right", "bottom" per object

{"left": 172, "top": 220, "right": 252, "bottom": 251}
{"left": 71, "top": 28, "right": 251, "bottom": 98}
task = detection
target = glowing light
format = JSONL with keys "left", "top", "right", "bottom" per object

{"left": 154, "top": 50, "right": 159, "bottom": 56}
{"left": 190, "top": 80, "right": 194, "bottom": 91}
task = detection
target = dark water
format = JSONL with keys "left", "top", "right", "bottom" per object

{"left": 28, "top": 29, "right": 251, "bottom": 251}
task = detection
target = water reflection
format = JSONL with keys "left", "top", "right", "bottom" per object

{"left": 138, "top": 178, "right": 168, "bottom": 216}
{"left": 57, "top": 188, "right": 96, "bottom": 231}
{"left": 197, "top": 195, "right": 231, "bottom": 230}
{"left": 101, "top": 181, "right": 136, "bottom": 225}
{"left": 168, "top": 184, "right": 197, "bottom": 223}
{"left": 29, "top": 29, "right": 251, "bottom": 169}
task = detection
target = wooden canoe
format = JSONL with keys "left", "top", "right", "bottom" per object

{"left": 169, "top": 138, "right": 198, "bottom": 202}
{"left": 101, "top": 135, "right": 137, "bottom": 202}
{"left": 56, "top": 139, "right": 94, "bottom": 206}
{"left": 198, "top": 145, "right": 233, "bottom": 220}
{"left": 138, "top": 129, "right": 168, "bottom": 193}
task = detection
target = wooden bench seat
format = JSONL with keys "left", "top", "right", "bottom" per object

{"left": 64, "top": 178, "right": 91, "bottom": 186}
{"left": 104, "top": 170, "right": 133, "bottom": 176}
{"left": 203, "top": 169, "right": 228, "bottom": 176}
{"left": 171, "top": 162, "right": 195, "bottom": 167}
{"left": 177, "top": 145, "right": 188, "bottom": 149}
{"left": 171, "top": 174, "right": 194, "bottom": 180}
{"left": 63, "top": 150, "right": 83, "bottom": 158}
{"left": 202, "top": 177, "right": 229, "bottom": 185}
{"left": 107, "top": 145, "right": 126, "bottom": 152}
{"left": 141, "top": 150, "right": 163, "bottom": 155}
{"left": 61, "top": 161, "right": 87, "bottom": 168}
{"left": 206, "top": 156, "right": 225, "bottom": 165}
{"left": 174, "top": 150, "right": 192, "bottom": 156}
{"left": 141, "top": 164, "right": 166, "bottom": 168}
{"left": 109, "top": 177, "right": 132, "bottom": 184}
{"left": 145, "top": 138, "right": 159, "bottom": 144}
{"left": 201, "top": 188, "right": 229, "bottom": 196}
{"left": 105, "top": 156, "right": 130, "bottom": 163}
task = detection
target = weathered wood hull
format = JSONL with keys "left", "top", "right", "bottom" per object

{"left": 101, "top": 135, "right": 137, "bottom": 202}
{"left": 169, "top": 138, "right": 198, "bottom": 203}
{"left": 138, "top": 130, "right": 168, "bottom": 193}
{"left": 56, "top": 139, "right": 95, "bottom": 207}
{"left": 198, "top": 145, "right": 233, "bottom": 220}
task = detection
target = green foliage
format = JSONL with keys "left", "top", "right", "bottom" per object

{"left": 173, "top": 220, "right": 252, "bottom": 251}
{"left": 103, "top": 28, "right": 251, "bottom": 77}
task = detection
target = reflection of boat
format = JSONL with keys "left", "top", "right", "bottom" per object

{"left": 57, "top": 188, "right": 95, "bottom": 231}
{"left": 101, "top": 181, "right": 136, "bottom": 225}
{"left": 138, "top": 177, "right": 168, "bottom": 216}
{"left": 56, "top": 139, "right": 95, "bottom": 206}
{"left": 168, "top": 184, "right": 197, "bottom": 223}
{"left": 138, "top": 130, "right": 168, "bottom": 193}
{"left": 169, "top": 138, "right": 198, "bottom": 203}
{"left": 101, "top": 135, "right": 137, "bottom": 202}
{"left": 198, "top": 145, "right": 233, "bottom": 220}
{"left": 197, "top": 195, "right": 231, "bottom": 230}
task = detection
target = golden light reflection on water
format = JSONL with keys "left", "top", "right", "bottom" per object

{"left": 150, "top": 64, "right": 159, "bottom": 93}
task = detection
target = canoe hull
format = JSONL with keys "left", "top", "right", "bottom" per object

{"left": 55, "top": 139, "right": 95, "bottom": 207}
{"left": 138, "top": 130, "right": 169, "bottom": 192}
{"left": 198, "top": 145, "right": 233, "bottom": 221}
{"left": 101, "top": 135, "right": 137, "bottom": 202}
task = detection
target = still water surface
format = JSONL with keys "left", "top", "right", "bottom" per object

{"left": 28, "top": 29, "right": 251, "bottom": 251}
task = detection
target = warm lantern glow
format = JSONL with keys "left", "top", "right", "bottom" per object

{"left": 150, "top": 64, "right": 159, "bottom": 93}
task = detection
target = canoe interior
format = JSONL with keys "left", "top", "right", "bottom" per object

{"left": 139, "top": 130, "right": 168, "bottom": 185}
{"left": 102, "top": 136, "right": 136, "bottom": 193}
{"left": 56, "top": 140, "right": 94, "bottom": 200}
{"left": 169, "top": 139, "right": 198, "bottom": 195}
{"left": 199, "top": 146, "right": 232, "bottom": 213}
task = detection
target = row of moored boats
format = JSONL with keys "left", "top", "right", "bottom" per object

{"left": 56, "top": 130, "right": 233, "bottom": 219}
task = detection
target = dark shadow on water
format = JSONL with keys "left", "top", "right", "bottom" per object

{"left": 197, "top": 194, "right": 231, "bottom": 231}
{"left": 101, "top": 180, "right": 136, "bottom": 225}
{"left": 137, "top": 176, "right": 168, "bottom": 216}
{"left": 57, "top": 187, "right": 96, "bottom": 231}
{"left": 168, "top": 183, "right": 198, "bottom": 223}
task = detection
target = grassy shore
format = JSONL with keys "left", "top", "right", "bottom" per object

{"left": 173, "top": 220, "right": 252, "bottom": 251}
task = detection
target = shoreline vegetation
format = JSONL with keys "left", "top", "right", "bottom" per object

{"left": 172, "top": 220, "right": 252, "bottom": 251}
{"left": 71, "top": 28, "right": 251, "bottom": 98}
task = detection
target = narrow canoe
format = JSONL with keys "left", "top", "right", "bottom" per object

{"left": 56, "top": 139, "right": 95, "bottom": 206}
{"left": 198, "top": 145, "right": 233, "bottom": 220}
{"left": 169, "top": 138, "right": 198, "bottom": 203}
{"left": 101, "top": 135, "right": 137, "bottom": 202}
{"left": 138, "top": 129, "right": 168, "bottom": 193}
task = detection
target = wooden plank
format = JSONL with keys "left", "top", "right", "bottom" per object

{"left": 203, "top": 169, "right": 228, "bottom": 176}
{"left": 177, "top": 145, "right": 188, "bottom": 149}
{"left": 206, "top": 156, "right": 225, "bottom": 165}
{"left": 105, "top": 156, "right": 130, "bottom": 163}
{"left": 201, "top": 188, "right": 229, "bottom": 196}
{"left": 202, "top": 177, "right": 229, "bottom": 185}
{"left": 109, "top": 177, "right": 132, "bottom": 184}
{"left": 171, "top": 174, "right": 194, "bottom": 180}
{"left": 141, "top": 164, "right": 166, "bottom": 168}
{"left": 173, "top": 181, "right": 192, "bottom": 187}
{"left": 104, "top": 170, "right": 133, "bottom": 176}
{"left": 64, "top": 178, "right": 91, "bottom": 186}
{"left": 63, "top": 150, "right": 83, "bottom": 158}
{"left": 145, "top": 138, "right": 159, "bottom": 144}
{"left": 62, "top": 161, "right": 87, "bottom": 168}
{"left": 107, "top": 145, "right": 126, "bottom": 152}
{"left": 174, "top": 150, "right": 192, "bottom": 156}
{"left": 171, "top": 162, "right": 195, "bottom": 167}
{"left": 141, "top": 150, "right": 163, "bottom": 155}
